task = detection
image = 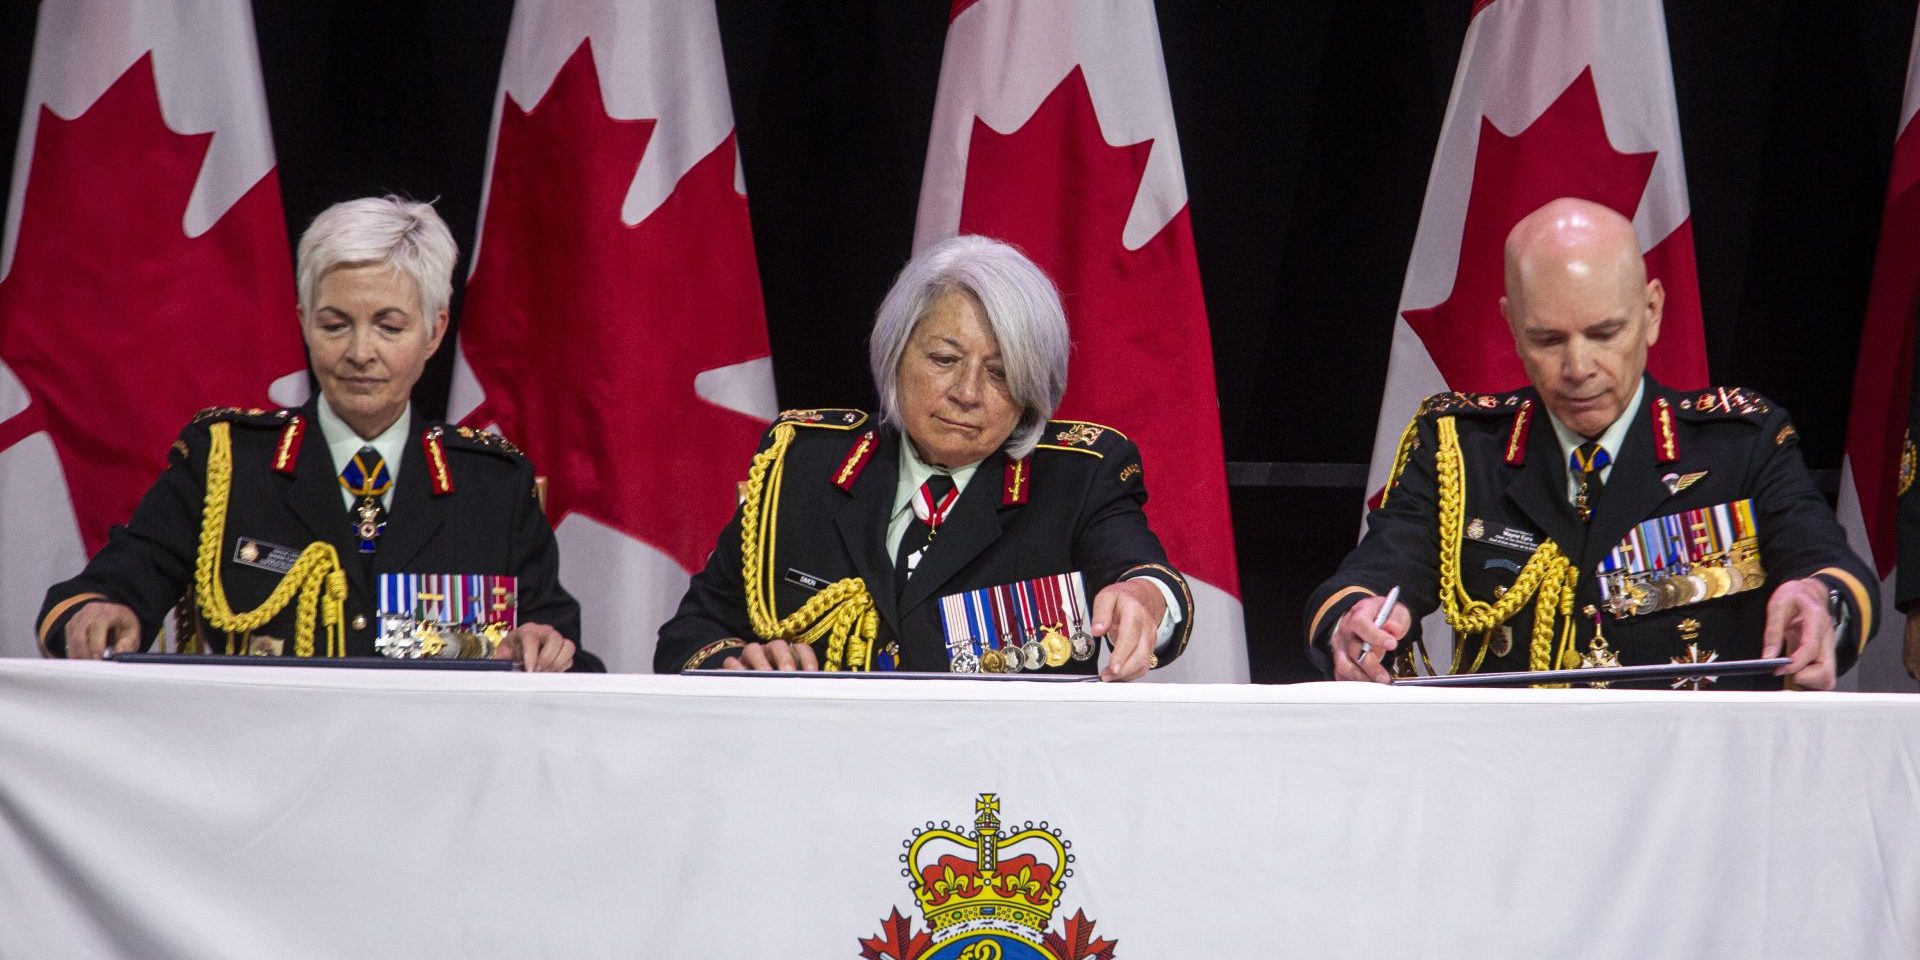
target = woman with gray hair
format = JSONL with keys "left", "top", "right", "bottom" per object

{"left": 39, "top": 196, "right": 595, "bottom": 672}
{"left": 658, "top": 235, "right": 1191, "bottom": 680}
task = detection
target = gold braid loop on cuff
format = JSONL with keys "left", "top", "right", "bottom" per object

{"left": 1433, "top": 415, "right": 1578, "bottom": 682}
{"left": 681, "top": 639, "right": 747, "bottom": 671}
{"left": 193, "top": 422, "right": 347, "bottom": 658}
{"left": 739, "top": 423, "right": 880, "bottom": 670}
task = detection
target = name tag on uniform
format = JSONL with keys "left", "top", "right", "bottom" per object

{"left": 233, "top": 537, "right": 299, "bottom": 575}
{"left": 784, "top": 567, "right": 830, "bottom": 593}
{"left": 1463, "top": 518, "right": 1541, "bottom": 555}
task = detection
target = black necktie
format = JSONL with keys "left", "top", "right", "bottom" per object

{"left": 1570, "top": 441, "right": 1611, "bottom": 523}
{"left": 895, "top": 475, "right": 957, "bottom": 590}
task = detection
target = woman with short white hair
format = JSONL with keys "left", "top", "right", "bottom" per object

{"left": 40, "top": 196, "right": 594, "bottom": 672}
{"left": 659, "top": 234, "right": 1191, "bottom": 680}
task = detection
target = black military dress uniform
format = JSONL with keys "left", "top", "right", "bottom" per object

{"left": 1305, "top": 378, "right": 1876, "bottom": 688}
{"left": 37, "top": 401, "right": 593, "bottom": 668}
{"left": 656, "top": 409, "right": 1193, "bottom": 674}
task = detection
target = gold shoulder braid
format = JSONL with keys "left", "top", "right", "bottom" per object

{"left": 1431, "top": 416, "right": 1579, "bottom": 681}
{"left": 1378, "top": 412, "right": 1423, "bottom": 507}
{"left": 193, "top": 422, "right": 348, "bottom": 657}
{"left": 738, "top": 422, "right": 879, "bottom": 670}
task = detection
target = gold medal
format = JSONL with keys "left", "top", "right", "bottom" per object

{"left": 980, "top": 648, "right": 1005, "bottom": 673}
{"left": 418, "top": 623, "right": 446, "bottom": 657}
{"left": 1698, "top": 564, "right": 1730, "bottom": 601}
{"left": 1041, "top": 626, "right": 1072, "bottom": 667}
{"left": 1683, "top": 572, "right": 1708, "bottom": 606}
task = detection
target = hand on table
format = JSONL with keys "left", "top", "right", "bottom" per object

{"left": 1092, "top": 578, "right": 1167, "bottom": 682}
{"left": 62, "top": 601, "right": 141, "bottom": 659}
{"left": 1762, "top": 577, "right": 1837, "bottom": 691}
{"left": 491, "top": 622, "right": 576, "bottom": 672}
{"left": 722, "top": 639, "right": 818, "bottom": 672}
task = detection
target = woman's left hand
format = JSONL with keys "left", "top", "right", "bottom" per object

{"left": 1091, "top": 578, "right": 1166, "bottom": 682}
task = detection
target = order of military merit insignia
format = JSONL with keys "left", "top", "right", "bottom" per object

{"left": 1596, "top": 499, "right": 1764, "bottom": 619}
{"left": 938, "top": 574, "right": 1095, "bottom": 673}
{"left": 858, "top": 794, "right": 1118, "bottom": 960}
{"left": 375, "top": 574, "right": 517, "bottom": 659}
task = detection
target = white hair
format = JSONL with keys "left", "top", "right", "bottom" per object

{"left": 870, "top": 235, "right": 1070, "bottom": 460}
{"left": 296, "top": 196, "right": 456, "bottom": 335}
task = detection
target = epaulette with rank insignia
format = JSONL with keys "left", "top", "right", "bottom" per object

{"left": 776, "top": 408, "right": 869, "bottom": 430}
{"left": 1674, "top": 387, "right": 1773, "bottom": 420}
{"left": 1035, "top": 419, "right": 1126, "bottom": 458}
{"left": 187, "top": 406, "right": 304, "bottom": 475}
{"left": 440, "top": 424, "right": 526, "bottom": 459}
{"left": 1383, "top": 391, "right": 1529, "bottom": 493}
{"left": 1417, "top": 390, "right": 1526, "bottom": 418}
{"left": 190, "top": 405, "right": 291, "bottom": 427}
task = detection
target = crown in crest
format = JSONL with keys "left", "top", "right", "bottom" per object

{"left": 902, "top": 794, "right": 1072, "bottom": 941}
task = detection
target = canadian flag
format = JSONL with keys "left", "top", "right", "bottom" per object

{"left": 452, "top": 0, "right": 777, "bottom": 673}
{"left": 0, "top": 1, "right": 306, "bottom": 658}
{"left": 1365, "top": 0, "right": 1711, "bottom": 658}
{"left": 1835, "top": 22, "right": 1920, "bottom": 692}
{"left": 917, "top": 0, "right": 1248, "bottom": 682}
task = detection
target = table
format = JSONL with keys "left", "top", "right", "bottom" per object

{"left": 1, "top": 660, "right": 1914, "bottom": 958}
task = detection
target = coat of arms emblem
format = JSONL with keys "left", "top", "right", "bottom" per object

{"left": 858, "top": 793, "right": 1118, "bottom": 959}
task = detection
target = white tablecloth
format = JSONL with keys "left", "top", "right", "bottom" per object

{"left": 0, "top": 660, "right": 1915, "bottom": 959}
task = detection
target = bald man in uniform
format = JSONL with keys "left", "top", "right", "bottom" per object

{"left": 1306, "top": 197, "right": 1876, "bottom": 689}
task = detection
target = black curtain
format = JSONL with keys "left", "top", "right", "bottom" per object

{"left": 1, "top": 0, "right": 1912, "bottom": 681}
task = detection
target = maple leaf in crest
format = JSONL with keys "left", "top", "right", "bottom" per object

{"left": 461, "top": 41, "right": 771, "bottom": 572}
{"left": 0, "top": 54, "right": 302, "bottom": 552}
{"left": 1401, "top": 67, "right": 1705, "bottom": 394}
{"left": 857, "top": 907, "right": 931, "bottom": 960}
{"left": 1043, "top": 908, "right": 1119, "bottom": 959}
{"left": 957, "top": 67, "right": 1237, "bottom": 594}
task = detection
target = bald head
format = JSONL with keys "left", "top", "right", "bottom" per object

{"left": 1503, "top": 198, "right": 1647, "bottom": 306}
{"left": 1498, "top": 197, "right": 1664, "bottom": 438}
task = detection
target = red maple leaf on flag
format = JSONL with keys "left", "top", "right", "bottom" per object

{"left": 0, "top": 54, "right": 302, "bottom": 553}
{"left": 461, "top": 41, "right": 771, "bottom": 572}
{"left": 956, "top": 66, "right": 1238, "bottom": 594}
{"left": 1042, "top": 908, "right": 1119, "bottom": 960}
{"left": 857, "top": 907, "right": 932, "bottom": 960}
{"left": 1402, "top": 67, "right": 1707, "bottom": 394}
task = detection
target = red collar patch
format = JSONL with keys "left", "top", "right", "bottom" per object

{"left": 1652, "top": 397, "right": 1681, "bottom": 464}
{"left": 1002, "top": 457, "right": 1030, "bottom": 506}
{"left": 271, "top": 416, "right": 305, "bottom": 476}
{"left": 1505, "top": 400, "right": 1533, "bottom": 466}
{"left": 833, "top": 431, "right": 876, "bottom": 492}
{"left": 422, "top": 429, "right": 455, "bottom": 496}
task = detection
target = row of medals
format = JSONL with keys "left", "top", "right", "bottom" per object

{"left": 375, "top": 614, "right": 509, "bottom": 660}
{"left": 1600, "top": 539, "right": 1766, "bottom": 619}
{"left": 951, "top": 624, "right": 1096, "bottom": 674}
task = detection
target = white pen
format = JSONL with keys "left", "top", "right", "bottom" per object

{"left": 1356, "top": 585, "right": 1400, "bottom": 665}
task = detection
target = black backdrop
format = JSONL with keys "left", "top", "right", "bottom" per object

{"left": 1, "top": 1, "right": 1914, "bottom": 680}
